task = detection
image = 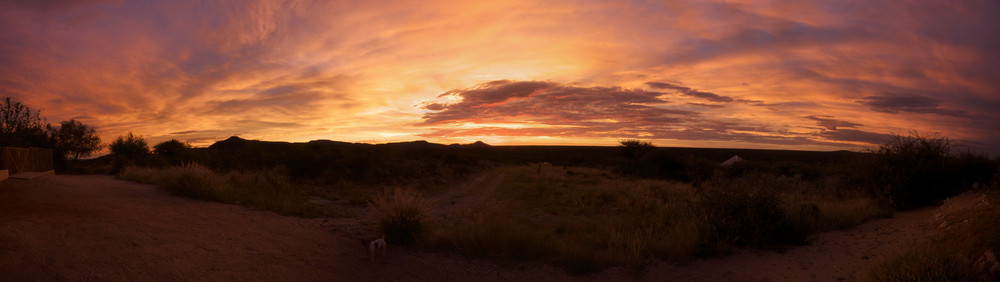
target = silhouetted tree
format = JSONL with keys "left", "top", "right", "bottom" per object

{"left": 110, "top": 132, "right": 149, "bottom": 157}
{"left": 153, "top": 139, "right": 189, "bottom": 156}
{"left": 0, "top": 97, "right": 48, "bottom": 147}
{"left": 617, "top": 139, "right": 655, "bottom": 159}
{"left": 109, "top": 132, "right": 150, "bottom": 173}
{"left": 51, "top": 119, "right": 102, "bottom": 160}
{"left": 153, "top": 139, "right": 191, "bottom": 165}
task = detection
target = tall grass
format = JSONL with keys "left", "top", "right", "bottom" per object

{"left": 118, "top": 163, "right": 329, "bottom": 217}
{"left": 430, "top": 165, "right": 892, "bottom": 274}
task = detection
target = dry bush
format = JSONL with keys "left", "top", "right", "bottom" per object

{"left": 160, "top": 163, "right": 229, "bottom": 201}
{"left": 433, "top": 165, "right": 702, "bottom": 274}
{"left": 696, "top": 185, "right": 799, "bottom": 254}
{"left": 432, "top": 164, "right": 889, "bottom": 274}
{"left": 118, "top": 166, "right": 161, "bottom": 184}
{"left": 370, "top": 188, "right": 436, "bottom": 245}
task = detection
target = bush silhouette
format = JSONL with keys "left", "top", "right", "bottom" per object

{"left": 370, "top": 188, "right": 435, "bottom": 245}
{"left": 110, "top": 132, "right": 149, "bottom": 156}
{"left": 697, "top": 184, "right": 802, "bottom": 253}
{"left": 862, "top": 132, "right": 996, "bottom": 209}
{"left": 110, "top": 132, "right": 150, "bottom": 173}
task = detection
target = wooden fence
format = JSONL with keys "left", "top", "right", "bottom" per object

{"left": 0, "top": 147, "right": 53, "bottom": 174}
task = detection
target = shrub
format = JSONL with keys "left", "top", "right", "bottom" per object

{"left": 118, "top": 166, "right": 161, "bottom": 184}
{"left": 110, "top": 132, "right": 151, "bottom": 173}
{"left": 862, "top": 132, "right": 996, "bottom": 209}
{"left": 370, "top": 188, "right": 435, "bottom": 245}
{"left": 110, "top": 131, "right": 150, "bottom": 156}
{"left": 617, "top": 139, "right": 654, "bottom": 160}
{"left": 697, "top": 185, "right": 802, "bottom": 253}
{"left": 160, "top": 163, "right": 228, "bottom": 201}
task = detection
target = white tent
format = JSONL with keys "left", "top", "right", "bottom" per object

{"left": 721, "top": 155, "right": 744, "bottom": 166}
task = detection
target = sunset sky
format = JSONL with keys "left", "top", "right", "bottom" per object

{"left": 2, "top": 0, "right": 998, "bottom": 155}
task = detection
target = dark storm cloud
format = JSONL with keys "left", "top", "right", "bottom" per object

{"left": 202, "top": 92, "right": 325, "bottom": 115}
{"left": 861, "top": 93, "right": 968, "bottom": 117}
{"left": 645, "top": 81, "right": 735, "bottom": 103}
{"left": 817, "top": 129, "right": 895, "bottom": 145}
{"left": 419, "top": 80, "right": 864, "bottom": 148}
{"left": 806, "top": 116, "right": 862, "bottom": 130}
{"left": 686, "top": 102, "right": 726, "bottom": 108}
{"left": 420, "top": 123, "right": 844, "bottom": 148}
{"left": 421, "top": 80, "right": 693, "bottom": 125}
{"left": 653, "top": 6, "right": 876, "bottom": 68}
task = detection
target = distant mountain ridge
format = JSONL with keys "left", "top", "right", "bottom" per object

{"left": 207, "top": 136, "right": 490, "bottom": 151}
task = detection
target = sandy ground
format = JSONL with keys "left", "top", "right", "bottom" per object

{"left": 0, "top": 174, "right": 976, "bottom": 281}
{"left": 0, "top": 175, "right": 567, "bottom": 281}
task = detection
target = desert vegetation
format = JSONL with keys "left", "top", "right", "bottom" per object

{"left": 101, "top": 132, "right": 997, "bottom": 275}
{"left": 869, "top": 188, "right": 1000, "bottom": 281}
{"left": 429, "top": 163, "right": 891, "bottom": 273}
{"left": 119, "top": 163, "right": 329, "bottom": 217}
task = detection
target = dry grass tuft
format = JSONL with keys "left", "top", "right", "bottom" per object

{"left": 370, "top": 188, "right": 436, "bottom": 245}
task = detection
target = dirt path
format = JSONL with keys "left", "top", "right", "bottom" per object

{"left": 0, "top": 175, "right": 565, "bottom": 281}
{"left": 0, "top": 174, "right": 977, "bottom": 281}
{"left": 625, "top": 209, "right": 935, "bottom": 281}
{"left": 609, "top": 192, "right": 984, "bottom": 282}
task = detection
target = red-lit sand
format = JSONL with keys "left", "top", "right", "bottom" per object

{"left": 1, "top": 174, "right": 974, "bottom": 281}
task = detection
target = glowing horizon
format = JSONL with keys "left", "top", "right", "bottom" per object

{"left": 1, "top": 1, "right": 997, "bottom": 155}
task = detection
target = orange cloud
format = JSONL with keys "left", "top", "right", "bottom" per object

{"left": 0, "top": 0, "right": 996, "bottom": 155}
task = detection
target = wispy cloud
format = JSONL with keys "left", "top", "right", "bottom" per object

{"left": 0, "top": 0, "right": 997, "bottom": 154}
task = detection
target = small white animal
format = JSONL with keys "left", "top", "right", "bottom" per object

{"left": 369, "top": 235, "right": 387, "bottom": 262}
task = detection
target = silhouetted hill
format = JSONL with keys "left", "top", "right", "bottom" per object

{"left": 208, "top": 137, "right": 493, "bottom": 153}
{"left": 183, "top": 136, "right": 869, "bottom": 186}
{"left": 377, "top": 140, "right": 446, "bottom": 150}
{"left": 306, "top": 139, "right": 363, "bottom": 147}
{"left": 207, "top": 136, "right": 253, "bottom": 150}
{"left": 202, "top": 137, "right": 860, "bottom": 167}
